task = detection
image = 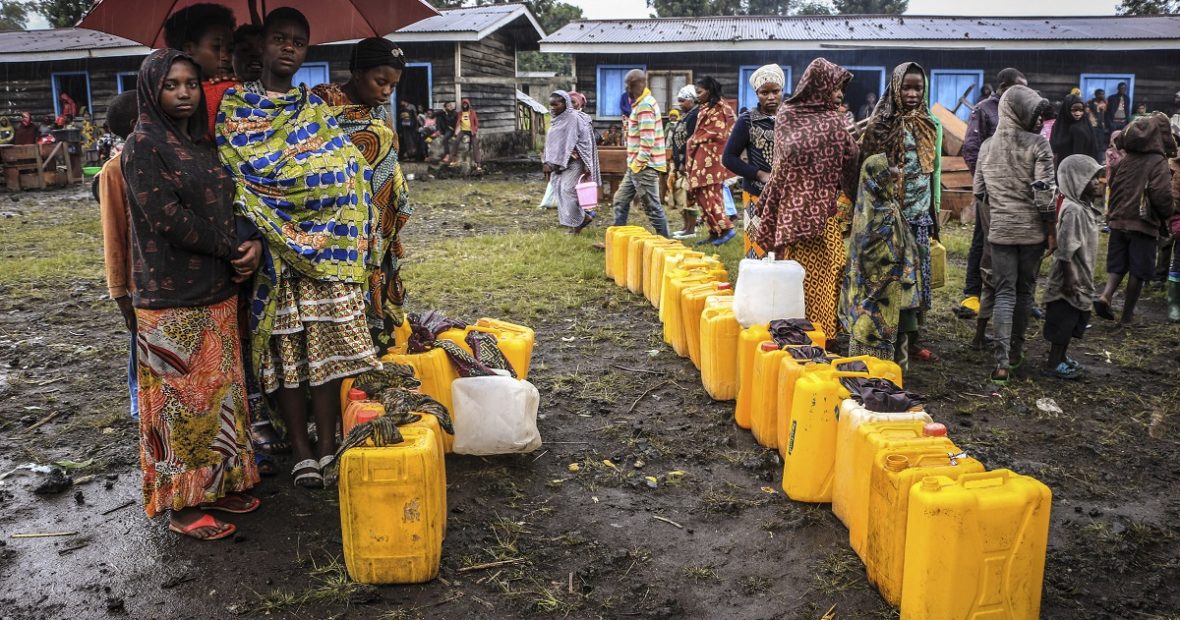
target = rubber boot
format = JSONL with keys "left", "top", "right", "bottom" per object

{"left": 1168, "top": 280, "right": 1180, "bottom": 323}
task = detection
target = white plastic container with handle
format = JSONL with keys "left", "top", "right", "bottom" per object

{"left": 451, "top": 370, "right": 542, "bottom": 455}
{"left": 732, "top": 252, "right": 807, "bottom": 328}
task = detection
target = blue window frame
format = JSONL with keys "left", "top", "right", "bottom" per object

{"left": 393, "top": 62, "right": 433, "bottom": 112}
{"left": 930, "top": 69, "right": 984, "bottom": 121}
{"left": 51, "top": 71, "right": 92, "bottom": 116}
{"left": 738, "top": 64, "right": 792, "bottom": 113}
{"left": 1079, "top": 73, "right": 1134, "bottom": 107}
{"left": 597, "top": 64, "right": 646, "bottom": 118}
{"left": 116, "top": 72, "right": 137, "bottom": 94}
{"left": 293, "top": 62, "right": 330, "bottom": 89}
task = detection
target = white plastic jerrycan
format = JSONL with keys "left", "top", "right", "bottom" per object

{"left": 451, "top": 370, "right": 542, "bottom": 455}
{"left": 732, "top": 252, "right": 807, "bottom": 328}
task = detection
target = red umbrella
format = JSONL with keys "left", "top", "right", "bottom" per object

{"left": 78, "top": 0, "right": 439, "bottom": 47}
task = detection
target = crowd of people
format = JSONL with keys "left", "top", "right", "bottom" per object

{"left": 396, "top": 98, "right": 482, "bottom": 169}
{"left": 96, "top": 4, "right": 419, "bottom": 540}
{"left": 563, "top": 62, "right": 1179, "bottom": 385}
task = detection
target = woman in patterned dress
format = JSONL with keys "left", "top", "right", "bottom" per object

{"left": 859, "top": 62, "right": 943, "bottom": 364}
{"left": 752, "top": 58, "right": 860, "bottom": 341}
{"left": 723, "top": 63, "right": 784, "bottom": 259}
{"left": 311, "top": 37, "right": 412, "bottom": 354}
{"left": 686, "top": 76, "right": 737, "bottom": 246}
{"left": 123, "top": 49, "right": 261, "bottom": 539}
{"left": 217, "top": 8, "right": 382, "bottom": 488}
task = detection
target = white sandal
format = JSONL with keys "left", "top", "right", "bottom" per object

{"left": 292, "top": 459, "right": 322, "bottom": 488}
{"left": 317, "top": 454, "right": 335, "bottom": 470}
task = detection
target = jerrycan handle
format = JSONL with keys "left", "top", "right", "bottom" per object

{"left": 760, "top": 341, "right": 781, "bottom": 352}
{"left": 956, "top": 470, "right": 1010, "bottom": 489}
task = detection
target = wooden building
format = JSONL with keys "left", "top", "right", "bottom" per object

{"left": 0, "top": 3, "right": 545, "bottom": 158}
{"left": 539, "top": 14, "right": 1180, "bottom": 127}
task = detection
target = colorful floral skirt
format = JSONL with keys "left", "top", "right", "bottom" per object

{"left": 135, "top": 295, "right": 259, "bottom": 518}
{"left": 261, "top": 273, "right": 382, "bottom": 392}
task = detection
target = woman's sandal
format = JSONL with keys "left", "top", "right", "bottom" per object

{"left": 292, "top": 459, "right": 323, "bottom": 489}
{"left": 168, "top": 513, "right": 236, "bottom": 541}
{"left": 200, "top": 493, "right": 261, "bottom": 514}
{"left": 318, "top": 454, "right": 336, "bottom": 471}
{"left": 255, "top": 453, "right": 277, "bottom": 477}
{"left": 251, "top": 422, "right": 290, "bottom": 455}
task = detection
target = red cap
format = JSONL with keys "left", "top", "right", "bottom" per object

{"left": 923, "top": 422, "right": 947, "bottom": 437}
{"left": 348, "top": 388, "right": 368, "bottom": 401}
{"left": 716, "top": 282, "right": 733, "bottom": 290}
{"left": 356, "top": 410, "right": 381, "bottom": 425}
{"left": 760, "top": 341, "right": 780, "bottom": 352}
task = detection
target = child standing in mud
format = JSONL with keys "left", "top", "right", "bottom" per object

{"left": 1040, "top": 154, "right": 1104, "bottom": 380}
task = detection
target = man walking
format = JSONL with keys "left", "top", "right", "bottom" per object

{"left": 958, "top": 68, "right": 1028, "bottom": 320}
{"left": 611, "top": 69, "right": 671, "bottom": 238}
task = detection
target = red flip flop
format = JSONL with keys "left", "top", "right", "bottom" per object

{"left": 912, "top": 348, "right": 940, "bottom": 362}
{"left": 200, "top": 493, "right": 261, "bottom": 514}
{"left": 168, "top": 513, "right": 236, "bottom": 541}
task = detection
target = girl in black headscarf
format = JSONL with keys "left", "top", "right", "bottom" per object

{"left": 1049, "top": 95, "right": 1097, "bottom": 165}
{"left": 121, "top": 48, "right": 262, "bottom": 540}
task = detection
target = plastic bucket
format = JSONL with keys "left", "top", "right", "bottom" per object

{"left": 575, "top": 179, "right": 598, "bottom": 210}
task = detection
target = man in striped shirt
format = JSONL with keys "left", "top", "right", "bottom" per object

{"left": 611, "top": 69, "right": 671, "bottom": 238}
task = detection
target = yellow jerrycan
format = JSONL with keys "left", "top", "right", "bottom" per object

{"left": 652, "top": 250, "right": 706, "bottom": 309}
{"left": 900, "top": 470, "right": 1052, "bottom": 620}
{"left": 625, "top": 231, "right": 658, "bottom": 294}
{"left": 780, "top": 364, "right": 875, "bottom": 502}
{"left": 749, "top": 342, "right": 792, "bottom": 449}
{"left": 604, "top": 225, "right": 644, "bottom": 280}
{"left": 659, "top": 257, "right": 727, "bottom": 321}
{"left": 734, "top": 323, "right": 772, "bottom": 429}
{"left": 382, "top": 348, "right": 459, "bottom": 453}
{"left": 338, "top": 426, "right": 445, "bottom": 585}
{"left": 610, "top": 226, "right": 647, "bottom": 287}
{"left": 929, "top": 238, "right": 946, "bottom": 289}
{"left": 436, "top": 317, "right": 536, "bottom": 380}
{"left": 699, "top": 304, "right": 742, "bottom": 401}
{"left": 773, "top": 346, "right": 836, "bottom": 458}
{"left": 661, "top": 271, "right": 719, "bottom": 354}
{"left": 847, "top": 422, "right": 959, "bottom": 558}
{"left": 681, "top": 284, "right": 733, "bottom": 368}
{"left": 641, "top": 238, "right": 684, "bottom": 299}
{"left": 866, "top": 447, "right": 985, "bottom": 606}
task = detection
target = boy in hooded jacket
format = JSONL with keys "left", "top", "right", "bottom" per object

{"left": 974, "top": 85, "right": 1056, "bottom": 385}
{"left": 1041, "top": 155, "right": 1104, "bottom": 380}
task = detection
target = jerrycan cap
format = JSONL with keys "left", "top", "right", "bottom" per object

{"left": 923, "top": 422, "right": 947, "bottom": 437}
{"left": 920, "top": 477, "right": 942, "bottom": 491}
{"left": 348, "top": 387, "right": 368, "bottom": 401}
{"left": 355, "top": 410, "right": 381, "bottom": 425}
{"left": 760, "top": 341, "right": 780, "bottom": 352}
{"left": 716, "top": 282, "right": 733, "bottom": 291}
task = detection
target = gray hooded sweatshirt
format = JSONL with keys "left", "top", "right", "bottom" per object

{"left": 1044, "top": 155, "right": 1105, "bottom": 312}
{"left": 974, "top": 85, "right": 1057, "bottom": 246}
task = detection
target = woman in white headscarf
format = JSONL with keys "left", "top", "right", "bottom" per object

{"left": 668, "top": 84, "right": 700, "bottom": 238}
{"left": 543, "top": 90, "right": 601, "bottom": 233}
{"left": 723, "top": 63, "right": 785, "bottom": 258}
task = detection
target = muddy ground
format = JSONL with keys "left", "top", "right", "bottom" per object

{"left": 1, "top": 169, "right": 1178, "bottom": 620}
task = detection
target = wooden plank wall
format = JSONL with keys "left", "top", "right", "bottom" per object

{"left": 308, "top": 42, "right": 456, "bottom": 110}
{"left": 575, "top": 48, "right": 1180, "bottom": 123}
{"left": 0, "top": 55, "right": 143, "bottom": 122}
{"left": 459, "top": 29, "right": 519, "bottom": 137}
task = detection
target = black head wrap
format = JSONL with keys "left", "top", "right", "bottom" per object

{"left": 350, "top": 37, "right": 406, "bottom": 72}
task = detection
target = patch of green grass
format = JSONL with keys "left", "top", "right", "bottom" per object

{"left": 402, "top": 229, "right": 608, "bottom": 321}
{"left": 682, "top": 565, "right": 718, "bottom": 581}
{"left": 253, "top": 554, "right": 375, "bottom": 614}
{"left": 813, "top": 548, "right": 867, "bottom": 595}
{"left": 0, "top": 200, "right": 104, "bottom": 284}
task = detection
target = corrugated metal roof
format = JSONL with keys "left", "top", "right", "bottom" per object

{"left": 0, "top": 28, "right": 139, "bottom": 55}
{"left": 397, "top": 3, "right": 524, "bottom": 34}
{"left": 542, "top": 15, "right": 1180, "bottom": 45}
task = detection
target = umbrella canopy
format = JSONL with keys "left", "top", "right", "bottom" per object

{"left": 78, "top": 0, "right": 440, "bottom": 47}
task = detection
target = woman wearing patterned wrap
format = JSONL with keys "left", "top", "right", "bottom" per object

{"left": 217, "top": 8, "right": 381, "bottom": 489}
{"left": 840, "top": 154, "right": 922, "bottom": 366}
{"left": 123, "top": 49, "right": 261, "bottom": 540}
{"left": 686, "top": 76, "right": 737, "bottom": 245}
{"left": 312, "top": 37, "right": 412, "bottom": 354}
{"left": 723, "top": 63, "right": 784, "bottom": 259}
{"left": 858, "top": 62, "right": 943, "bottom": 364}
{"left": 752, "top": 58, "right": 860, "bottom": 341}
